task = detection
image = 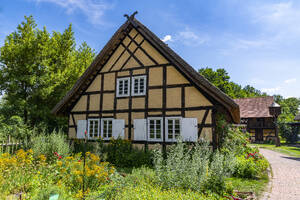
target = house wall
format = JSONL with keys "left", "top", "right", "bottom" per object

{"left": 247, "top": 118, "right": 276, "bottom": 142}
{"left": 68, "top": 28, "right": 219, "bottom": 143}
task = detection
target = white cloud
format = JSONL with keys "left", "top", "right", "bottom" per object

{"left": 161, "top": 35, "right": 172, "bottom": 42}
{"left": 175, "top": 30, "right": 209, "bottom": 46}
{"left": 261, "top": 86, "right": 281, "bottom": 94}
{"left": 284, "top": 78, "right": 297, "bottom": 84}
{"left": 31, "top": 0, "right": 112, "bottom": 25}
{"left": 250, "top": 1, "right": 300, "bottom": 37}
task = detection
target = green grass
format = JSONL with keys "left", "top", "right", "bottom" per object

{"left": 253, "top": 144, "right": 300, "bottom": 157}
{"left": 226, "top": 173, "right": 269, "bottom": 197}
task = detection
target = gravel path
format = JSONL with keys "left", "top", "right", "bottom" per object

{"left": 259, "top": 148, "right": 300, "bottom": 200}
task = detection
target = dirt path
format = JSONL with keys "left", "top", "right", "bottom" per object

{"left": 259, "top": 148, "right": 300, "bottom": 200}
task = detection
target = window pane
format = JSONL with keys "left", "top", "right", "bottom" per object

{"left": 89, "top": 122, "right": 93, "bottom": 137}
{"left": 150, "top": 128, "right": 154, "bottom": 138}
{"left": 175, "top": 119, "right": 180, "bottom": 138}
{"left": 108, "top": 120, "right": 112, "bottom": 138}
{"left": 134, "top": 79, "right": 139, "bottom": 93}
{"left": 124, "top": 80, "right": 128, "bottom": 95}
{"left": 156, "top": 120, "right": 161, "bottom": 126}
{"left": 175, "top": 129, "right": 180, "bottom": 138}
{"left": 140, "top": 78, "right": 144, "bottom": 92}
{"left": 103, "top": 121, "right": 107, "bottom": 138}
{"left": 156, "top": 128, "right": 161, "bottom": 138}
{"left": 156, "top": 120, "right": 161, "bottom": 139}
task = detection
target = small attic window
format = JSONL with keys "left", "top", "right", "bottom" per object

{"left": 117, "top": 77, "right": 130, "bottom": 97}
{"left": 132, "top": 75, "right": 146, "bottom": 96}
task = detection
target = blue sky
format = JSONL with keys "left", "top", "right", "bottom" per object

{"left": 0, "top": 0, "right": 299, "bottom": 98}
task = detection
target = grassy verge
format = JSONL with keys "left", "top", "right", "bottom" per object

{"left": 226, "top": 173, "right": 269, "bottom": 198}
{"left": 252, "top": 144, "right": 300, "bottom": 157}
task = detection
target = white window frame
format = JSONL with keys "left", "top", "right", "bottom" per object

{"left": 165, "top": 117, "right": 182, "bottom": 142}
{"left": 116, "top": 77, "right": 130, "bottom": 97}
{"left": 101, "top": 118, "right": 113, "bottom": 140}
{"left": 147, "top": 117, "right": 163, "bottom": 142}
{"left": 87, "top": 119, "right": 100, "bottom": 139}
{"left": 131, "top": 75, "right": 146, "bottom": 96}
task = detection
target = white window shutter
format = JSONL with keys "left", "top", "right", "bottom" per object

{"left": 182, "top": 118, "right": 198, "bottom": 142}
{"left": 133, "top": 119, "right": 147, "bottom": 141}
{"left": 112, "top": 119, "right": 125, "bottom": 139}
{"left": 77, "top": 120, "right": 87, "bottom": 139}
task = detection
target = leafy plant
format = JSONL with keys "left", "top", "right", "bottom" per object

{"left": 278, "top": 122, "right": 299, "bottom": 143}
{"left": 97, "top": 138, "right": 153, "bottom": 168}
{"left": 153, "top": 139, "right": 234, "bottom": 194}
{"left": 233, "top": 154, "right": 269, "bottom": 179}
{"left": 30, "top": 130, "right": 71, "bottom": 162}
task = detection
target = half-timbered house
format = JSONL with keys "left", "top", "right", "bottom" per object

{"left": 52, "top": 13, "right": 240, "bottom": 149}
{"left": 234, "top": 96, "right": 276, "bottom": 142}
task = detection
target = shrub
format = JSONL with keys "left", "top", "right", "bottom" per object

{"left": 153, "top": 140, "right": 235, "bottom": 194}
{"left": 279, "top": 122, "right": 299, "bottom": 143}
{"left": 220, "top": 127, "right": 251, "bottom": 157}
{"left": 98, "top": 138, "right": 153, "bottom": 168}
{"left": 0, "top": 115, "right": 33, "bottom": 141}
{"left": 30, "top": 130, "right": 71, "bottom": 162}
{"left": 234, "top": 153, "right": 269, "bottom": 179}
{"left": 98, "top": 167, "right": 224, "bottom": 200}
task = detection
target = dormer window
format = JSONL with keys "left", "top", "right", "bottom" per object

{"left": 132, "top": 75, "right": 146, "bottom": 96}
{"left": 117, "top": 77, "right": 130, "bottom": 97}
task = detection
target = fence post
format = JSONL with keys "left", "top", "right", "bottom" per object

{"left": 12, "top": 138, "right": 14, "bottom": 154}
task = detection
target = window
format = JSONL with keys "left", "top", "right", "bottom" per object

{"left": 88, "top": 119, "right": 100, "bottom": 139}
{"left": 117, "top": 77, "right": 130, "bottom": 97}
{"left": 148, "top": 118, "right": 163, "bottom": 141}
{"left": 166, "top": 118, "right": 181, "bottom": 141}
{"left": 132, "top": 76, "right": 146, "bottom": 96}
{"left": 101, "top": 119, "right": 113, "bottom": 140}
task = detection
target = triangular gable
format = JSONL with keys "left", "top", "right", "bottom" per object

{"left": 52, "top": 15, "right": 240, "bottom": 123}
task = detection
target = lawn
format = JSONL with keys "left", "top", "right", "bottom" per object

{"left": 252, "top": 143, "right": 300, "bottom": 157}
{"left": 226, "top": 173, "right": 269, "bottom": 198}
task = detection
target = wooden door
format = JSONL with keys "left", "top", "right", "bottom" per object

{"left": 255, "top": 129, "right": 263, "bottom": 142}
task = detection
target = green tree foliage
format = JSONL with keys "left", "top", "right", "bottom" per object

{"left": 0, "top": 16, "right": 95, "bottom": 130}
{"left": 274, "top": 95, "right": 300, "bottom": 122}
{"left": 199, "top": 67, "right": 267, "bottom": 98}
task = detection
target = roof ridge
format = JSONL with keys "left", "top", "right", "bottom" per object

{"left": 52, "top": 15, "right": 240, "bottom": 123}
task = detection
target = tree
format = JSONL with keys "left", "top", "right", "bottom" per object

{"left": 274, "top": 95, "right": 300, "bottom": 123}
{"left": 0, "top": 16, "right": 95, "bottom": 130}
{"left": 199, "top": 67, "right": 266, "bottom": 98}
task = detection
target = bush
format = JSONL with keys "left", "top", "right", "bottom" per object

{"left": 30, "top": 130, "right": 71, "bottom": 162}
{"left": 98, "top": 167, "right": 223, "bottom": 200}
{"left": 279, "top": 122, "right": 299, "bottom": 143}
{"left": 234, "top": 153, "right": 269, "bottom": 179}
{"left": 97, "top": 138, "right": 153, "bottom": 168}
{"left": 153, "top": 140, "right": 235, "bottom": 194}
{"left": 0, "top": 116, "right": 33, "bottom": 141}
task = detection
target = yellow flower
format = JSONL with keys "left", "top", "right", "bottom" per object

{"left": 57, "top": 161, "right": 63, "bottom": 167}
{"left": 90, "top": 154, "right": 100, "bottom": 162}
{"left": 38, "top": 155, "right": 46, "bottom": 162}
{"left": 27, "top": 149, "right": 33, "bottom": 154}
{"left": 73, "top": 170, "right": 81, "bottom": 175}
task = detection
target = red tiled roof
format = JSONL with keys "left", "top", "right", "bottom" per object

{"left": 234, "top": 96, "right": 274, "bottom": 118}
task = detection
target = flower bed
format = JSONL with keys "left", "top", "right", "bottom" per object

{"left": 0, "top": 149, "right": 114, "bottom": 199}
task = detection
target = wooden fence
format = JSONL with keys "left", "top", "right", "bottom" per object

{"left": 0, "top": 136, "right": 30, "bottom": 154}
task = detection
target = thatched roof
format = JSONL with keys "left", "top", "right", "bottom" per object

{"left": 234, "top": 96, "right": 274, "bottom": 118}
{"left": 52, "top": 14, "right": 240, "bottom": 123}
